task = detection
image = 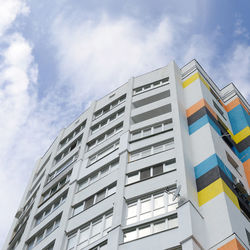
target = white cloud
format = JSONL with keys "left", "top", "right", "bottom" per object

{"left": 0, "top": 0, "right": 29, "bottom": 36}
{"left": 216, "top": 44, "right": 250, "bottom": 100}
{"left": 50, "top": 15, "right": 181, "bottom": 104}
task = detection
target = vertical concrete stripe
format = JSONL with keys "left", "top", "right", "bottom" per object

{"left": 217, "top": 238, "right": 245, "bottom": 250}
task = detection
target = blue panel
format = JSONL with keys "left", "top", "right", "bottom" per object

{"left": 194, "top": 154, "right": 218, "bottom": 179}
{"left": 207, "top": 116, "right": 222, "bottom": 135}
{"left": 189, "top": 115, "right": 209, "bottom": 135}
{"left": 237, "top": 147, "right": 250, "bottom": 163}
{"left": 228, "top": 105, "right": 250, "bottom": 134}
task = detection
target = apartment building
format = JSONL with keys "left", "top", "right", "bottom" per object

{"left": 3, "top": 60, "right": 250, "bottom": 250}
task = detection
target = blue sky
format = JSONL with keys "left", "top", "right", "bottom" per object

{"left": 0, "top": 0, "right": 250, "bottom": 247}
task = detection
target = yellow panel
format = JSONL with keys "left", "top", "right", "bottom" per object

{"left": 221, "top": 180, "right": 240, "bottom": 209}
{"left": 182, "top": 72, "right": 199, "bottom": 88}
{"left": 199, "top": 74, "right": 210, "bottom": 90}
{"left": 232, "top": 126, "right": 250, "bottom": 144}
{"left": 198, "top": 179, "right": 240, "bottom": 210}
{"left": 198, "top": 179, "right": 223, "bottom": 206}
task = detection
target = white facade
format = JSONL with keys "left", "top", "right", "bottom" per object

{"left": 3, "top": 60, "right": 250, "bottom": 250}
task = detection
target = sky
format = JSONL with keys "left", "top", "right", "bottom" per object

{"left": 0, "top": 0, "right": 250, "bottom": 248}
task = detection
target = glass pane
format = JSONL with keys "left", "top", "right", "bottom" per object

{"left": 154, "top": 221, "right": 165, "bottom": 233}
{"left": 111, "top": 160, "right": 119, "bottom": 168}
{"left": 100, "top": 166, "right": 109, "bottom": 176}
{"left": 143, "top": 128, "right": 151, "bottom": 137}
{"left": 127, "top": 217, "right": 137, "bottom": 225}
{"left": 54, "top": 199, "right": 60, "bottom": 209}
{"left": 138, "top": 225, "right": 151, "bottom": 238}
{"left": 107, "top": 185, "right": 116, "bottom": 196}
{"left": 79, "top": 179, "right": 88, "bottom": 190}
{"left": 99, "top": 244, "right": 108, "bottom": 250}
{"left": 153, "top": 207, "right": 165, "bottom": 216}
{"left": 73, "top": 203, "right": 83, "bottom": 215}
{"left": 105, "top": 215, "right": 112, "bottom": 229}
{"left": 140, "top": 199, "right": 151, "bottom": 213}
{"left": 96, "top": 189, "right": 106, "bottom": 203}
{"left": 168, "top": 203, "right": 178, "bottom": 212}
{"left": 79, "top": 227, "right": 89, "bottom": 244}
{"left": 67, "top": 235, "right": 76, "bottom": 250}
{"left": 141, "top": 148, "right": 151, "bottom": 157}
{"left": 131, "top": 152, "right": 140, "bottom": 161}
{"left": 84, "top": 196, "right": 95, "bottom": 210}
{"left": 153, "top": 124, "right": 162, "bottom": 134}
{"left": 140, "top": 212, "right": 151, "bottom": 220}
{"left": 124, "top": 229, "right": 137, "bottom": 242}
{"left": 45, "top": 224, "right": 53, "bottom": 236}
{"left": 154, "top": 195, "right": 164, "bottom": 209}
{"left": 127, "top": 204, "right": 137, "bottom": 218}
{"left": 90, "top": 173, "right": 98, "bottom": 184}
{"left": 131, "top": 131, "right": 141, "bottom": 140}
{"left": 127, "top": 172, "right": 139, "bottom": 184}
{"left": 91, "top": 220, "right": 102, "bottom": 236}
{"left": 135, "top": 87, "right": 142, "bottom": 93}
{"left": 168, "top": 193, "right": 175, "bottom": 205}
{"left": 168, "top": 217, "right": 178, "bottom": 228}
{"left": 153, "top": 144, "right": 163, "bottom": 154}
{"left": 153, "top": 165, "right": 163, "bottom": 176}
{"left": 140, "top": 168, "right": 150, "bottom": 180}
{"left": 144, "top": 84, "right": 151, "bottom": 90}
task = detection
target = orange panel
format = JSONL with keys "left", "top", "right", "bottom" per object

{"left": 186, "top": 98, "right": 217, "bottom": 120}
{"left": 217, "top": 238, "right": 245, "bottom": 250}
{"left": 243, "top": 159, "right": 250, "bottom": 188}
{"left": 225, "top": 97, "right": 249, "bottom": 114}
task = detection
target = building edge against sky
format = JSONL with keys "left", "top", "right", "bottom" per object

{"left": 3, "top": 59, "right": 250, "bottom": 250}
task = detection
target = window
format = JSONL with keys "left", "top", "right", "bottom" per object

{"left": 42, "top": 173, "right": 71, "bottom": 202}
{"left": 130, "top": 138, "right": 174, "bottom": 162}
{"left": 89, "top": 141, "right": 119, "bottom": 165}
{"left": 226, "top": 151, "right": 239, "bottom": 170}
{"left": 59, "top": 120, "right": 86, "bottom": 149}
{"left": 27, "top": 216, "right": 61, "bottom": 249}
{"left": 213, "top": 100, "right": 226, "bottom": 120}
{"left": 131, "top": 119, "right": 173, "bottom": 141}
{"left": 127, "top": 159, "right": 176, "bottom": 185}
{"left": 90, "top": 241, "right": 108, "bottom": 250}
{"left": 93, "top": 95, "right": 126, "bottom": 120}
{"left": 88, "top": 123, "right": 123, "bottom": 150}
{"left": 66, "top": 212, "right": 112, "bottom": 249}
{"left": 123, "top": 214, "right": 177, "bottom": 242}
{"left": 91, "top": 108, "right": 125, "bottom": 134}
{"left": 55, "top": 135, "right": 82, "bottom": 164}
{"left": 126, "top": 190, "right": 178, "bottom": 225}
{"left": 48, "top": 153, "right": 77, "bottom": 183}
{"left": 73, "top": 183, "right": 117, "bottom": 216}
{"left": 133, "top": 77, "right": 169, "bottom": 95}
{"left": 78, "top": 159, "right": 119, "bottom": 191}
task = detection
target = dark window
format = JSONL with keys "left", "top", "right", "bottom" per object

{"left": 153, "top": 165, "right": 163, "bottom": 176}
{"left": 140, "top": 168, "right": 150, "bottom": 180}
{"left": 84, "top": 196, "right": 95, "bottom": 209}
{"left": 246, "top": 229, "right": 250, "bottom": 246}
{"left": 96, "top": 190, "right": 106, "bottom": 203}
{"left": 226, "top": 151, "right": 239, "bottom": 169}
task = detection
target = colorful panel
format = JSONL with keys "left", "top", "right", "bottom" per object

{"left": 217, "top": 238, "right": 245, "bottom": 250}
